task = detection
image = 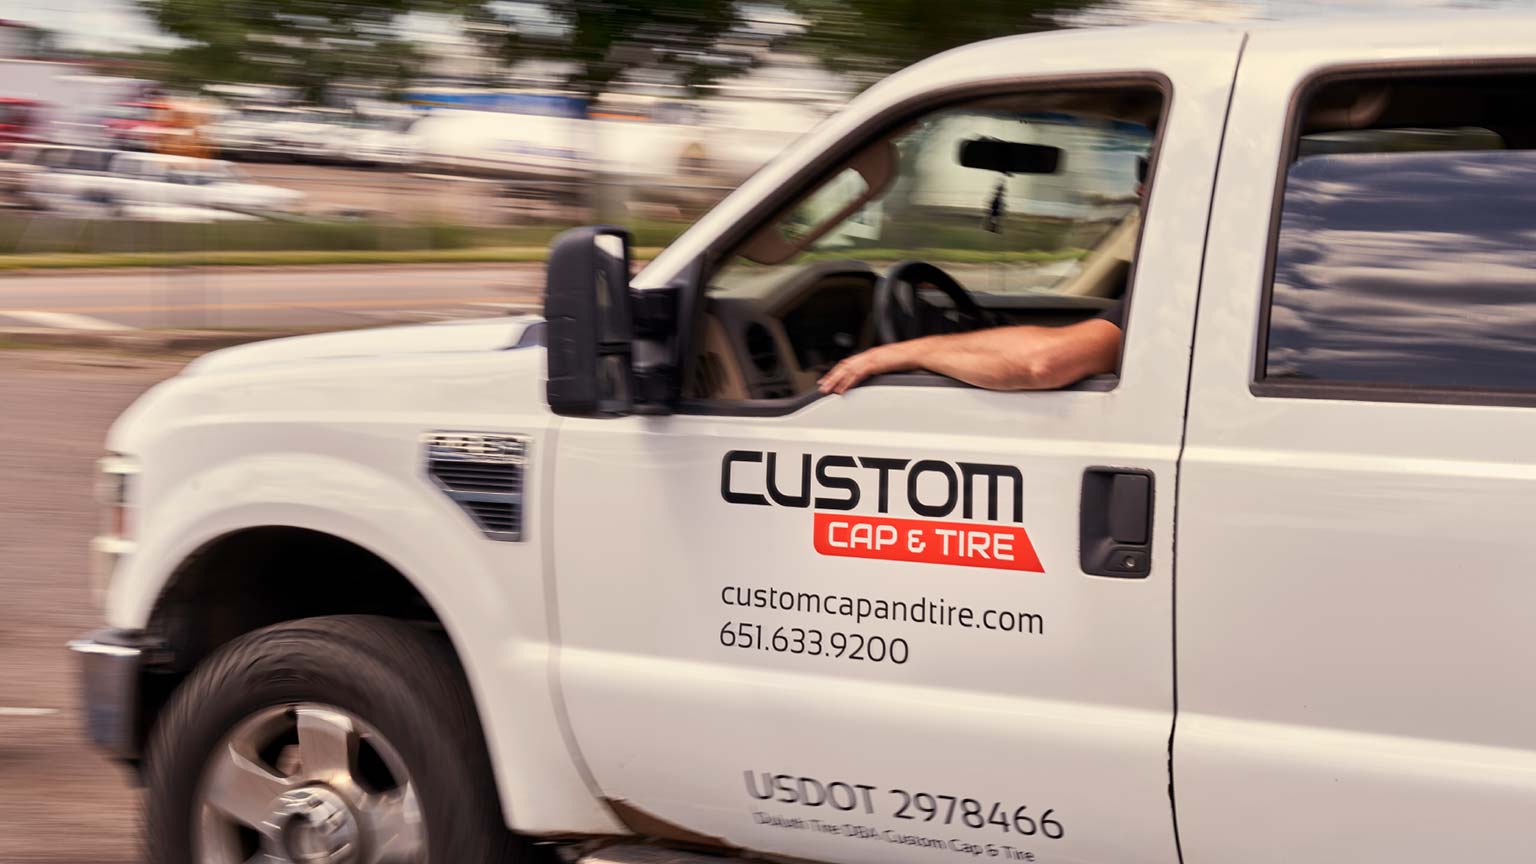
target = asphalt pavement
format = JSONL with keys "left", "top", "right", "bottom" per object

{"left": 1, "top": 349, "right": 184, "bottom": 864}
{"left": 0, "top": 264, "right": 544, "bottom": 332}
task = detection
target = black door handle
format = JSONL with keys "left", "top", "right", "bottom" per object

{"left": 1080, "top": 467, "right": 1154, "bottom": 578}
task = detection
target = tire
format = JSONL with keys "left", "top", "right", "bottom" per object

{"left": 145, "top": 615, "right": 527, "bottom": 864}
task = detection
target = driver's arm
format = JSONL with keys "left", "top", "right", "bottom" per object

{"left": 818, "top": 317, "right": 1122, "bottom": 394}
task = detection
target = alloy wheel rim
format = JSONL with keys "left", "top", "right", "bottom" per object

{"left": 194, "top": 703, "right": 426, "bottom": 864}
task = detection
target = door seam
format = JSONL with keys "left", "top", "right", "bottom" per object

{"left": 1168, "top": 30, "right": 1250, "bottom": 864}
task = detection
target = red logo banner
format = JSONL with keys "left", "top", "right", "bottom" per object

{"left": 812, "top": 512, "right": 1044, "bottom": 572}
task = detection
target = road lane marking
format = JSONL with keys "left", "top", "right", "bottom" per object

{"left": 0, "top": 310, "right": 132, "bottom": 330}
{"left": 0, "top": 295, "right": 540, "bottom": 315}
{"left": 0, "top": 707, "right": 59, "bottom": 717}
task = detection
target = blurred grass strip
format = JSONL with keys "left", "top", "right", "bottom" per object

{"left": 0, "top": 215, "right": 692, "bottom": 255}
{"left": 0, "top": 247, "right": 665, "bottom": 270}
{"left": 0, "top": 210, "right": 1092, "bottom": 269}
{"left": 0, "top": 246, "right": 1089, "bottom": 270}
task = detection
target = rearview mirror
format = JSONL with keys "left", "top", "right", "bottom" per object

{"left": 544, "top": 226, "right": 634, "bottom": 416}
{"left": 958, "top": 138, "right": 1062, "bottom": 175}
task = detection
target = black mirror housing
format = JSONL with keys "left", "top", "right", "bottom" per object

{"left": 958, "top": 138, "right": 1063, "bottom": 175}
{"left": 544, "top": 226, "right": 635, "bottom": 416}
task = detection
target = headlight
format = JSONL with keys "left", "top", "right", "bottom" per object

{"left": 91, "top": 454, "right": 139, "bottom": 603}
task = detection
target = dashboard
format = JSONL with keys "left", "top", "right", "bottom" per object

{"left": 780, "top": 282, "right": 872, "bottom": 372}
{"left": 698, "top": 263, "right": 877, "bottom": 400}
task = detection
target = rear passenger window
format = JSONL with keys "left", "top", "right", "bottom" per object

{"left": 1260, "top": 73, "right": 1536, "bottom": 399}
{"left": 69, "top": 150, "right": 108, "bottom": 172}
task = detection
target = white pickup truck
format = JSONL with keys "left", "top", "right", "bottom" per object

{"left": 15, "top": 145, "right": 304, "bottom": 216}
{"left": 71, "top": 15, "right": 1536, "bottom": 864}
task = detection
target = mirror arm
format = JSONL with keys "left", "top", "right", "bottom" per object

{"left": 631, "top": 367, "right": 676, "bottom": 413}
{"left": 631, "top": 284, "right": 680, "bottom": 414}
{"left": 631, "top": 285, "right": 677, "bottom": 339}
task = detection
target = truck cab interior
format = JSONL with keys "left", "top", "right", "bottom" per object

{"left": 687, "top": 86, "right": 1164, "bottom": 402}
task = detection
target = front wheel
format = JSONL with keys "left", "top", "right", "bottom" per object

{"left": 145, "top": 615, "right": 526, "bottom": 864}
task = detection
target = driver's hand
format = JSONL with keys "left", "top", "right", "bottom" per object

{"left": 818, "top": 343, "right": 912, "bottom": 395}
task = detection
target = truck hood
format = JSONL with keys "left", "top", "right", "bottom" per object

{"left": 184, "top": 315, "right": 543, "bottom": 377}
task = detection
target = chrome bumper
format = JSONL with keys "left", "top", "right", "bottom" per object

{"left": 67, "top": 629, "right": 147, "bottom": 760}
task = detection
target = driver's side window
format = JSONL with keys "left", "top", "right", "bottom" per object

{"left": 693, "top": 84, "right": 1162, "bottom": 403}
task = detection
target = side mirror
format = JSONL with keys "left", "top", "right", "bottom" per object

{"left": 544, "top": 226, "right": 634, "bottom": 416}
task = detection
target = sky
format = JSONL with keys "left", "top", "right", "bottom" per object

{"left": 5, "top": 0, "right": 175, "bottom": 51}
{"left": 6, "top": 0, "right": 1535, "bottom": 53}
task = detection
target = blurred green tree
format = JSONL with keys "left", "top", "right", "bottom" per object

{"left": 480, "top": 0, "right": 1094, "bottom": 97}
{"left": 139, "top": 0, "right": 465, "bottom": 102}
{"left": 143, "top": 0, "right": 1095, "bottom": 102}
{"left": 472, "top": 0, "right": 766, "bottom": 99}
{"left": 783, "top": 0, "right": 1098, "bottom": 84}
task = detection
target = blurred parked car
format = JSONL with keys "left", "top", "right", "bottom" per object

{"left": 318, "top": 114, "right": 420, "bottom": 169}
{"left": 12, "top": 144, "right": 304, "bottom": 216}
{"left": 207, "top": 105, "right": 326, "bottom": 162}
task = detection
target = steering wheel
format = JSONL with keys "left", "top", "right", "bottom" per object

{"left": 873, "top": 261, "right": 991, "bottom": 345}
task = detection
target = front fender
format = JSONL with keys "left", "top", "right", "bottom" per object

{"left": 108, "top": 445, "right": 624, "bottom": 836}
{"left": 109, "top": 450, "right": 501, "bottom": 632}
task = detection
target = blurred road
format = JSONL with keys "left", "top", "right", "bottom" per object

{"left": 0, "top": 349, "right": 185, "bottom": 864}
{"left": 0, "top": 264, "right": 543, "bottom": 330}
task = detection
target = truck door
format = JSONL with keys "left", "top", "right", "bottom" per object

{"left": 1176, "top": 20, "right": 1536, "bottom": 864}
{"left": 552, "top": 31, "right": 1241, "bottom": 864}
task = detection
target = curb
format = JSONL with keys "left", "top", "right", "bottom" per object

{"left": 0, "top": 327, "right": 330, "bottom": 353}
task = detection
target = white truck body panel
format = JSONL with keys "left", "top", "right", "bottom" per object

{"left": 1177, "top": 14, "right": 1536, "bottom": 864}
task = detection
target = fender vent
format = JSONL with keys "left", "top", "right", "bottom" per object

{"left": 424, "top": 432, "right": 529, "bottom": 541}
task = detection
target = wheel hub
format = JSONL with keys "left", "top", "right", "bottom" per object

{"left": 195, "top": 703, "right": 424, "bottom": 864}
{"left": 276, "top": 785, "right": 361, "bottom": 864}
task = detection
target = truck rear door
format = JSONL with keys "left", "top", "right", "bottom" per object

{"left": 552, "top": 28, "right": 1243, "bottom": 864}
{"left": 1177, "top": 16, "right": 1536, "bottom": 864}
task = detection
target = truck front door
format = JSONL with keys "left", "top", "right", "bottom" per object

{"left": 552, "top": 32, "right": 1241, "bottom": 864}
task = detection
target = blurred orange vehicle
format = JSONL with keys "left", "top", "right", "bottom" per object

{"left": 156, "top": 102, "right": 213, "bottom": 159}
{"left": 103, "top": 99, "right": 212, "bottom": 159}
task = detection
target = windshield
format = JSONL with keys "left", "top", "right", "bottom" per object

{"left": 712, "top": 107, "right": 1151, "bottom": 297}
{"left": 168, "top": 162, "right": 235, "bottom": 185}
